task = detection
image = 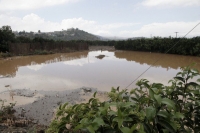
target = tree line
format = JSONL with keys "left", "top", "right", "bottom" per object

{"left": 86, "top": 37, "right": 200, "bottom": 56}
{"left": 1, "top": 25, "right": 200, "bottom": 56}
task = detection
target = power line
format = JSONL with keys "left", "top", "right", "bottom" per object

{"left": 125, "top": 22, "right": 200, "bottom": 89}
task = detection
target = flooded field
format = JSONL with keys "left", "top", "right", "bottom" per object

{"left": 0, "top": 50, "right": 200, "bottom": 93}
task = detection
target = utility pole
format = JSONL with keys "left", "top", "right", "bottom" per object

{"left": 175, "top": 32, "right": 178, "bottom": 38}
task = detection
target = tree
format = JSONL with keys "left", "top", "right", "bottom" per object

{"left": 0, "top": 25, "right": 15, "bottom": 52}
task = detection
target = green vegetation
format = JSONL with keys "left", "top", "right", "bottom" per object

{"left": 15, "top": 28, "right": 99, "bottom": 41}
{"left": 34, "top": 50, "right": 54, "bottom": 55}
{"left": 114, "top": 37, "right": 200, "bottom": 56}
{"left": 0, "top": 26, "right": 15, "bottom": 52}
{"left": 87, "top": 37, "right": 200, "bottom": 56}
{"left": 0, "top": 99, "right": 16, "bottom": 122}
{"left": 47, "top": 66, "right": 200, "bottom": 133}
{"left": 1, "top": 25, "right": 200, "bottom": 57}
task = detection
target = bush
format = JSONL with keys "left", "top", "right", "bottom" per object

{"left": 0, "top": 99, "right": 16, "bottom": 122}
{"left": 34, "top": 50, "right": 53, "bottom": 55}
{"left": 0, "top": 52, "right": 12, "bottom": 58}
{"left": 47, "top": 66, "right": 200, "bottom": 133}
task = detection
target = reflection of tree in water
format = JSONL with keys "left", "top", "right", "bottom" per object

{"left": 0, "top": 51, "right": 88, "bottom": 76}
{"left": 115, "top": 51, "right": 200, "bottom": 71}
{"left": 95, "top": 55, "right": 105, "bottom": 59}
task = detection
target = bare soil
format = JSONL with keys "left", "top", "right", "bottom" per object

{"left": 0, "top": 87, "right": 108, "bottom": 132}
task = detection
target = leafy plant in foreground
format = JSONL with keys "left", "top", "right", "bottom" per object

{"left": 47, "top": 66, "right": 200, "bottom": 133}
{"left": 0, "top": 99, "right": 16, "bottom": 122}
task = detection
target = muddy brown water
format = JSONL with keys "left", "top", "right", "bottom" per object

{"left": 0, "top": 50, "right": 200, "bottom": 93}
{"left": 0, "top": 50, "right": 200, "bottom": 126}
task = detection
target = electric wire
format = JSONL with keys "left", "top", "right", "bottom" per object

{"left": 125, "top": 22, "right": 200, "bottom": 89}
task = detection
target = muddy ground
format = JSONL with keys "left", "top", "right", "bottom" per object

{"left": 0, "top": 87, "right": 108, "bottom": 132}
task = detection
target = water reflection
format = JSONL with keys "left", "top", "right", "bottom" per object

{"left": 115, "top": 51, "right": 200, "bottom": 71}
{"left": 0, "top": 51, "right": 88, "bottom": 76}
{"left": 0, "top": 50, "right": 199, "bottom": 92}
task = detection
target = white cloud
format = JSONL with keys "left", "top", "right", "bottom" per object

{"left": 27, "top": 64, "right": 45, "bottom": 71}
{"left": 142, "top": 0, "right": 200, "bottom": 7}
{"left": 118, "top": 21, "right": 200, "bottom": 38}
{"left": 0, "top": 0, "right": 79, "bottom": 10}
{"left": 0, "top": 13, "right": 139, "bottom": 37}
{"left": 0, "top": 13, "right": 199, "bottom": 38}
{"left": 63, "top": 58, "right": 95, "bottom": 66}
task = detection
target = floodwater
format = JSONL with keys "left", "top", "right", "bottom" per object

{"left": 0, "top": 50, "right": 200, "bottom": 92}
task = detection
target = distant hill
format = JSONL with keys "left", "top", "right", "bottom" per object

{"left": 14, "top": 28, "right": 101, "bottom": 41}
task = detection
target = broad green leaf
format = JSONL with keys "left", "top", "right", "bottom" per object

{"left": 174, "top": 76, "right": 184, "bottom": 82}
{"left": 98, "top": 107, "right": 107, "bottom": 115}
{"left": 118, "top": 118, "right": 123, "bottom": 128}
{"left": 192, "top": 90, "right": 200, "bottom": 95}
{"left": 130, "top": 89, "right": 136, "bottom": 94}
{"left": 56, "top": 110, "right": 63, "bottom": 116}
{"left": 149, "top": 88, "right": 154, "bottom": 99}
{"left": 146, "top": 106, "right": 156, "bottom": 120}
{"left": 109, "top": 110, "right": 116, "bottom": 116}
{"left": 120, "top": 127, "right": 131, "bottom": 133}
{"left": 113, "top": 117, "right": 123, "bottom": 128}
{"left": 74, "top": 124, "right": 84, "bottom": 131}
{"left": 143, "top": 123, "right": 152, "bottom": 133}
{"left": 117, "top": 86, "right": 120, "bottom": 92}
{"left": 93, "top": 91, "right": 97, "bottom": 97}
{"left": 152, "top": 88, "right": 159, "bottom": 94}
{"left": 58, "top": 104, "right": 62, "bottom": 110}
{"left": 152, "top": 83, "right": 163, "bottom": 89}
{"left": 80, "top": 118, "right": 89, "bottom": 124}
{"left": 158, "top": 119, "right": 176, "bottom": 133}
{"left": 186, "top": 82, "right": 199, "bottom": 88}
{"left": 89, "top": 98, "right": 94, "bottom": 104}
{"left": 87, "top": 125, "right": 95, "bottom": 133}
{"left": 176, "top": 72, "right": 182, "bottom": 76}
{"left": 157, "top": 110, "right": 169, "bottom": 118}
{"left": 162, "top": 129, "right": 170, "bottom": 133}
{"left": 143, "top": 82, "right": 150, "bottom": 88}
{"left": 138, "top": 123, "right": 145, "bottom": 133}
{"left": 121, "top": 102, "right": 135, "bottom": 107}
{"left": 154, "top": 94, "right": 162, "bottom": 105}
{"left": 161, "top": 98, "right": 176, "bottom": 110}
{"left": 124, "top": 117, "right": 133, "bottom": 122}
{"left": 130, "top": 124, "right": 138, "bottom": 132}
{"left": 109, "top": 102, "right": 117, "bottom": 106}
{"left": 131, "top": 97, "right": 138, "bottom": 102}
{"left": 173, "top": 112, "right": 184, "bottom": 119}
{"left": 61, "top": 102, "right": 68, "bottom": 109}
{"left": 93, "top": 117, "right": 105, "bottom": 126}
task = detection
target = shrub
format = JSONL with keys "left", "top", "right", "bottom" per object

{"left": 34, "top": 50, "right": 53, "bottom": 55}
{"left": 0, "top": 52, "right": 12, "bottom": 58}
{"left": 0, "top": 99, "right": 16, "bottom": 122}
{"left": 47, "top": 66, "right": 200, "bottom": 133}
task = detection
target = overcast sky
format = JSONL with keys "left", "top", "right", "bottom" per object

{"left": 0, "top": 0, "right": 199, "bottom": 38}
